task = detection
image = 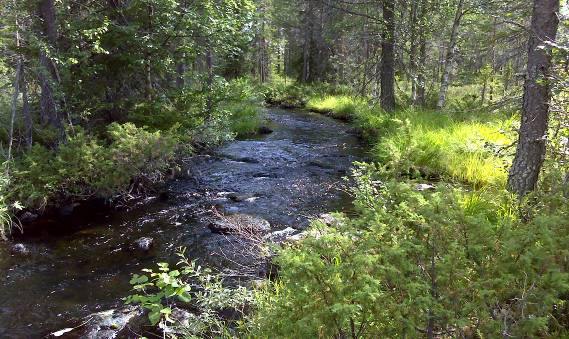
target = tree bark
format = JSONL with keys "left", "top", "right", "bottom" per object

{"left": 145, "top": 2, "right": 153, "bottom": 100}
{"left": 436, "top": 0, "right": 464, "bottom": 109}
{"left": 507, "top": 0, "right": 560, "bottom": 196}
{"left": 300, "top": 2, "right": 313, "bottom": 83}
{"left": 380, "top": 0, "right": 396, "bottom": 112}
{"left": 205, "top": 45, "right": 214, "bottom": 115}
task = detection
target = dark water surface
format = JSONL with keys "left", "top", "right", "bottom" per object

{"left": 0, "top": 108, "right": 364, "bottom": 337}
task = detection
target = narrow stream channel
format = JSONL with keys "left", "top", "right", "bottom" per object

{"left": 0, "top": 108, "right": 365, "bottom": 337}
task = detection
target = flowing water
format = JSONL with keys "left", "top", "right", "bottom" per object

{"left": 0, "top": 108, "right": 365, "bottom": 337}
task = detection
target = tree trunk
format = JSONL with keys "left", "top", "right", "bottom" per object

{"left": 9, "top": 61, "right": 22, "bottom": 161}
{"left": 205, "top": 46, "right": 214, "bottom": 115}
{"left": 409, "top": 0, "right": 419, "bottom": 104}
{"left": 380, "top": 0, "right": 396, "bottom": 112}
{"left": 300, "top": 2, "right": 313, "bottom": 83}
{"left": 436, "top": 0, "right": 464, "bottom": 109}
{"left": 145, "top": 2, "right": 153, "bottom": 100}
{"left": 176, "top": 60, "right": 185, "bottom": 88}
{"left": 507, "top": 0, "right": 560, "bottom": 196}
{"left": 21, "top": 66, "right": 32, "bottom": 150}
{"left": 38, "top": 0, "right": 63, "bottom": 135}
{"left": 415, "top": 0, "right": 428, "bottom": 106}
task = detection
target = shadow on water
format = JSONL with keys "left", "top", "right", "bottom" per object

{"left": 0, "top": 108, "right": 365, "bottom": 337}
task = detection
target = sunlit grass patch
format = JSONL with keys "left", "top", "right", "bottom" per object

{"left": 372, "top": 108, "right": 514, "bottom": 187}
{"left": 226, "top": 102, "right": 263, "bottom": 137}
{"left": 306, "top": 95, "right": 367, "bottom": 120}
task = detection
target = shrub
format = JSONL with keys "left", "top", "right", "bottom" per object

{"left": 249, "top": 164, "right": 569, "bottom": 338}
{"left": 11, "top": 123, "right": 179, "bottom": 209}
{"left": 0, "top": 167, "right": 20, "bottom": 239}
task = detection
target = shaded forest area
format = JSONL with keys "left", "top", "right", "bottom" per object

{"left": 2, "top": 0, "right": 569, "bottom": 337}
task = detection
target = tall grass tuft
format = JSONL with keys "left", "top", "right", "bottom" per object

{"left": 226, "top": 102, "right": 263, "bottom": 137}
{"left": 0, "top": 166, "right": 16, "bottom": 239}
{"left": 371, "top": 108, "right": 515, "bottom": 187}
{"left": 306, "top": 95, "right": 368, "bottom": 120}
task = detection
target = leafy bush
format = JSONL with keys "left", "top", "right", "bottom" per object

{"left": 11, "top": 123, "right": 179, "bottom": 209}
{"left": 125, "top": 250, "right": 253, "bottom": 337}
{"left": 249, "top": 164, "right": 569, "bottom": 338}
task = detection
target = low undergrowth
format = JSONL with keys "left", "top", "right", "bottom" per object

{"left": 125, "top": 82, "right": 569, "bottom": 337}
{"left": 125, "top": 249, "right": 252, "bottom": 338}
{"left": 248, "top": 164, "right": 569, "bottom": 337}
{"left": 11, "top": 123, "right": 181, "bottom": 210}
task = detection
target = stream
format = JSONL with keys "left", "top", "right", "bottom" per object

{"left": 0, "top": 108, "right": 365, "bottom": 337}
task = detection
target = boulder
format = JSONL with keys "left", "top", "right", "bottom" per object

{"left": 257, "top": 126, "right": 273, "bottom": 135}
{"left": 264, "top": 227, "right": 298, "bottom": 243}
{"left": 318, "top": 213, "right": 341, "bottom": 226}
{"left": 10, "top": 243, "right": 30, "bottom": 256}
{"left": 415, "top": 183, "right": 435, "bottom": 191}
{"left": 132, "top": 237, "right": 154, "bottom": 252}
{"left": 208, "top": 214, "right": 271, "bottom": 235}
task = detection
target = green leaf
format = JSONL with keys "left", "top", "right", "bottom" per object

{"left": 148, "top": 310, "right": 161, "bottom": 326}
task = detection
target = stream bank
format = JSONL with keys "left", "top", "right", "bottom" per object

{"left": 0, "top": 108, "right": 365, "bottom": 337}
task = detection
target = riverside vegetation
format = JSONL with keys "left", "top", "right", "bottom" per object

{"left": 1, "top": 0, "right": 569, "bottom": 338}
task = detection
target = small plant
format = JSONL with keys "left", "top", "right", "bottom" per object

{"left": 0, "top": 166, "right": 22, "bottom": 239}
{"left": 125, "top": 249, "right": 253, "bottom": 337}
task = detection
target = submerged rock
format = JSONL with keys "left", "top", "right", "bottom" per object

{"left": 132, "top": 237, "right": 154, "bottom": 252}
{"left": 58, "top": 202, "right": 81, "bottom": 217}
{"left": 308, "top": 160, "right": 336, "bottom": 170}
{"left": 19, "top": 211, "right": 38, "bottom": 224}
{"left": 257, "top": 126, "right": 273, "bottom": 135}
{"left": 10, "top": 243, "right": 30, "bottom": 256}
{"left": 208, "top": 214, "right": 271, "bottom": 235}
{"left": 222, "top": 154, "right": 259, "bottom": 164}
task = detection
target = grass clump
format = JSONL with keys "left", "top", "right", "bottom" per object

{"left": 225, "top": 102, "right": 263, "bottom": 138}
{"left": 306, "top": 95, "right": 367, "bottom": 121}
{"left": 305, "top": 92, "right": 515, "bottom": 188}
{"left": 372, "top": 109, "right": 515, "bottom": 187}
